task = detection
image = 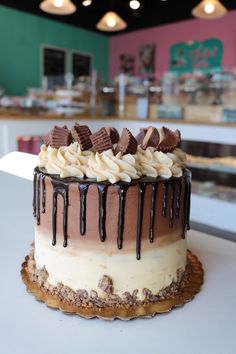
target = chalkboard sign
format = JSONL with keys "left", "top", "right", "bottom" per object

{"left": 42, "top": 46, "right": 66, "bottom": 89}
{"left": 72, "top": 52, "right": 92, "bottom": 83}
{"left": 169, "top": 38, "right": 223, "bottom": 75}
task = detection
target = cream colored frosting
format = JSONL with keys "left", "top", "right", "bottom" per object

{"left": 35, "top": 228, "right": 187, "bottom": 300}
{"left": 38, "top": 142, "right": 92, "bottom": 178}
{"left": 38, "top": 143, "right": 186, "bottom": 183}
{"left": 136, "top": 146, "right": 186, "bottom": 179}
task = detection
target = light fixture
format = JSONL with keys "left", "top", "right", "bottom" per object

{"left": 192, "top": 0, "right": 227, "bottom": 19}
{"left": 96, "top": 11, "right": 127, "bottom": 32}
{"left": 129, "top": 0, "right": 140, "bottom": 10}
{"left": 40, "top": 0, "right": 76, "bottom": 15}
{"left": 82, "top": 0, "right": 92, "bottom": 6}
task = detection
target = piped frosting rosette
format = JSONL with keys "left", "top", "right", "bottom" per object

{"left": 39, "top": 142, "right": 93, "bottom": 178}
{"left": 38, "top": 124, "right": 187, "bottom": 183}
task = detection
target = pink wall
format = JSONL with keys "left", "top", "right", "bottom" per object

{"left": 109, "top": 10, "right": 236, "bottom": 79}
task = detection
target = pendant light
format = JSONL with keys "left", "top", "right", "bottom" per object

{"left": 192, "top": 0, "right": 227, "bottom": 20}
{"left": 96, "top": 11, "right": 127, "bottom": 32}
{"left": 40, "top": 0, "right": 76, "bottom": 15}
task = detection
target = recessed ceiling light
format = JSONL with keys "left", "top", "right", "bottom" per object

{"left": 129, "top": 0, "right": 140, "bottom": 10}
{"left": 82, "top": 0, "right": 92, "bottom": 6}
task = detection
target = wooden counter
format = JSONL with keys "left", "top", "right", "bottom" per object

{"left": 0, "top": 109, "right": 236, "bottom": 127}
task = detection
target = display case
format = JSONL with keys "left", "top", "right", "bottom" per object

{"left": 182, "top": 140, "right": 236, "bottom": 237}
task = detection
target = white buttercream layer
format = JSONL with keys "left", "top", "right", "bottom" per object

{"left": 39, "top": 143, "right": 186, "bottom": 184}
{"left": 34, "top": 229, "right": 187, "bottom": 300}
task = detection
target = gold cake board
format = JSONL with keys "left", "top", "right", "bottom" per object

{"left": 21, "top": 250, "right": 204, "bottom": 321}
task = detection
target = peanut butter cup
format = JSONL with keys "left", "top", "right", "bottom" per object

{"left": 90, "top": 128, "right": 113, "bottom": 153}
{"left": 105, "top": 127, "right": 120, "bottom": 144}
{"left": 71, "top": 123, "right": 92, "bottom": 151}
{"left": 115, "top": 128, "right": 137, "bottom": 155}
{"left": 44, "top": 126, "right": 72, "bottom": 149}
{"left": 157, "top": 127, "right": 180, "bottom": 152}
{"left": 141, "top": 126, "right": 160, "bottom": 149}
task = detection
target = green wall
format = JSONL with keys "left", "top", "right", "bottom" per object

{"left": 0, "top": 5, "right": 109, "bottom": 95}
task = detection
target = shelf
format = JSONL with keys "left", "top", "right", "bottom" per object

{"left": 188, "top": 162, "right": 236, "bottom": 176}
{"left": 0, "top": 109, "right": 236, "bottom": 126}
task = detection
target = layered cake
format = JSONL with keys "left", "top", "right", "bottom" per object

{"left": 23, "top": 123, "right": 200, "bottom": 319}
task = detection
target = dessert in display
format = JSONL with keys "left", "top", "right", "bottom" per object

{"left": 22, "top": 123, "right": 204, "bottom": 320}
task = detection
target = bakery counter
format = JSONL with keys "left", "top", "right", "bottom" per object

{"left": 0, "top": 171, "right": 236, "bottom": 354}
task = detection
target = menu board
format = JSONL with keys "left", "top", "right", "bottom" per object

{"left": 72, "top": 52, "right": 92, "bottom": 82}
{"left": 42, "top": 46, "right": 66, "bottom": 89}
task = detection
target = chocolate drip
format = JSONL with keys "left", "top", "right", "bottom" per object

{"left": 52, "top": 192, "right": 57, "bottom": 246}
{"left": 186, "top": 173, "right": 191, "bottom": 231}
{"left": 169, "top": 181, "right": 176, "bottom": 228}
{"left": 97, "top": 184, "right": 108, "bottom": 242}
{"left": 36, "top": 173, "right": 41, "bottom": 225}
{"left": 150, "top": 183, "right": 157, "bottom": 243}
{"left": 182, "top": 173, "right": 191, "bottom": 238}
{"left": 162, "top": 181, "right": 168, "bottom": 217}
{"left": 136, "top": 184, "right": 146, "bottom": 260}
{"left": 42, "top": 175, "right": 46, "bottom": 213}
{"left": 51, "top": 180, "right": 69, "bottom": 247}
{"left": 78, "top": 183, "right": 89, "bottom": 236}
{"left": 176, "top": 179, "right": 182, "bottom": 218}
{"left": 117, "top": 185, "right": 128, "bottom": 249}
{"left": 33, "top": 167, "right": 191, "bottom": 260}
{"left": 33, "top": 172, "right": 37, "bottom": 217}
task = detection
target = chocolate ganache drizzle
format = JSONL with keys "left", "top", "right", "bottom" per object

{"left": 117, "top": 185, "right": 128, "bottom": 250}
{"left": 78, "top": 183, "right": 89, "bottom": 236}
{"left": 51, "top": 180, "right": 69, "bottom": 247}
{"left": 33, "top": 168, "right": 191, "bottom": 260}
{"left": 149, "top": 183, "right": 157, "bottom": 243}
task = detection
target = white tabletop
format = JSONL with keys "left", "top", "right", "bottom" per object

{"left": 0, "top": 172, "right": 236, "bottom": 354}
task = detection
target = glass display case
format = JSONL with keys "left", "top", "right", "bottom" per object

{"left": 182, "top": 140, "right": 236, "bottom": 204}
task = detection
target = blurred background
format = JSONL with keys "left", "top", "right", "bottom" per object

{"left": 0, "top": 0, "right": 235, "bottom": 239}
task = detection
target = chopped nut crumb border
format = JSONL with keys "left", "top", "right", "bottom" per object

{"left": 21, "top": 250, "right": 204, "bottom": 320}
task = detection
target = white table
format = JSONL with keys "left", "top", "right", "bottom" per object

{"left": 0, "top": 172, "right": 236, "bottom": 354}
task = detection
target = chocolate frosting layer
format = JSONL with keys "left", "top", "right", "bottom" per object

{"left": 33, "top": 168, "right": 191, "bottom": 260}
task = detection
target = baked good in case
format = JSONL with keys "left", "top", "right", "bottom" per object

{"left": 25, "top": 124, "right": 193, "bottom": 317}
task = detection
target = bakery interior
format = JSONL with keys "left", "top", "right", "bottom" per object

{"left": 0, "top": 0, "right": 235, "bottom": 241}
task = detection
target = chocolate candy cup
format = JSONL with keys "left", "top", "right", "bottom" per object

{"left": 115, "top": 128, "right": 137, "bottom": 155}
{"left": 71, "top": 124, "right": 92, "bottom": 151}
{"left": 90, "top": 128, "right": 113, "bottom": 153}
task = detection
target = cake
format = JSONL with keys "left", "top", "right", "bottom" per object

{"left": 22, "top": 123, "right": 202, "bottom": 319}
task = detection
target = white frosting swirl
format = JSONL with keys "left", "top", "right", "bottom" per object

{"left": 136, "top": 146, "right": 186, "bottom": 179}
{"left": 38, "top": 143, "right": 186, "bottom": 183}
{"left": 86, "top": 149, "right": 140, "bottom": 184}
{"left": 39, "top": 142, "right": 92, "bottom": 178}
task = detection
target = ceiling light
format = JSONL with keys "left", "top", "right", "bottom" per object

{"left": 40, "top": 0, "right": 76, "bottom": 15}
{"left": 192, "top": 0, "right": 227, "bottom": 19}
{"left": 53, "top": 0, "right": 63, "bottom": 7}
{"left": 96, "top": 11, "right": 127, "bottom": 32}
{"left": 204, "top": 2, "right": 215, "bottom": 14}
{"left": 82, "top": 0, "right": 92, "bottom": 6}
{"left": 129, "top": 0, "right": 140, "bottom": 10}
